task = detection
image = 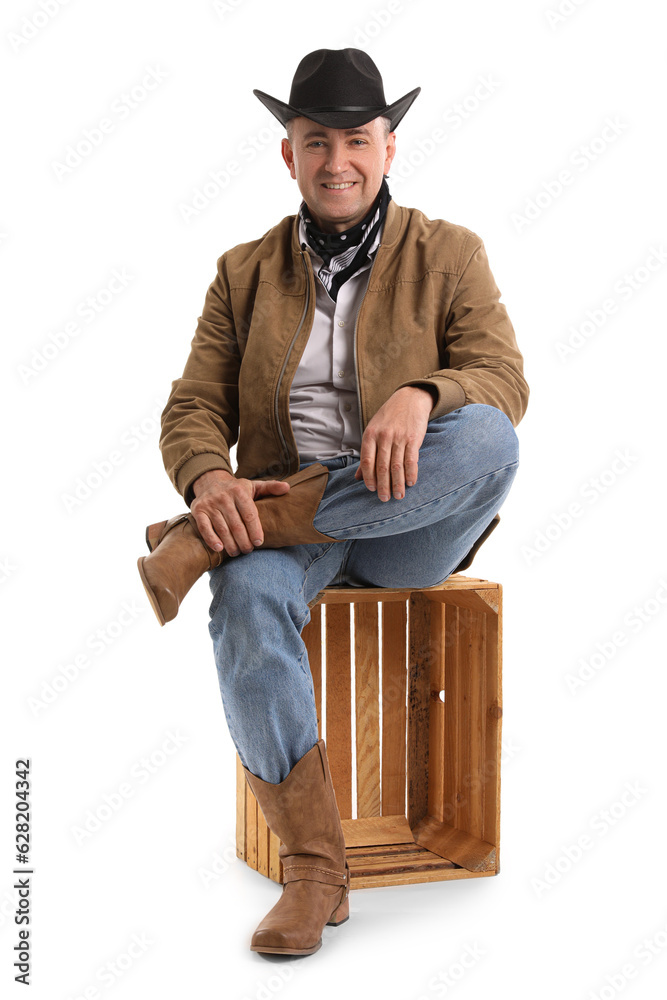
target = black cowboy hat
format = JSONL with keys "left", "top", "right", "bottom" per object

{"left": 253, "top": 48, "right": 420, "bottom": 131}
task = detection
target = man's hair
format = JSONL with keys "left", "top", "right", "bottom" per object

{"left": 285, "top": 115, "right": 392, "bottom": 142}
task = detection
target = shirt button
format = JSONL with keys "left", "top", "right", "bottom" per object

{"left": 338, "top": 370, "right": 345, "bottom": 377}
{"left": 338, "top": 321, "right": 345, "bottom": 327}
{"left": 344, "top": 403, "right": 352, "bottom": 412}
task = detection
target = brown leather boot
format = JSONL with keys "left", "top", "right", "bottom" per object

{"left": 243, "top": 739, "right": 349, "bottom": 955}
{"left": 137, "top": 462, "right": 339, "bottom": 626}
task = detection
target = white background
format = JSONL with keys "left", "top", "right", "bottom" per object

{"left": 2, "top": 0, "right": 666, "bottom": 997}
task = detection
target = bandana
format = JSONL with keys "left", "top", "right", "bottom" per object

{"left": 299, "top": 177, "right": 391, "bottom": 301}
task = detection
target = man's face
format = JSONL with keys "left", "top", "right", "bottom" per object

{"left": 281, "top": 117, "right": 396, "bottom": 233}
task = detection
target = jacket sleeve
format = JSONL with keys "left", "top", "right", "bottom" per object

{"left": 396, "top": 237, "right": 529, "bottom": 426}
{"left": 159, "top": 255, "right": 241, "bottom": 504}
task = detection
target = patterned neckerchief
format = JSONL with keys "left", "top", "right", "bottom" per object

{"left": 299, "top": 177, "right": 391, "bottom": 301}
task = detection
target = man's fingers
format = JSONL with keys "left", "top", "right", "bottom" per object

{"left": 254, "top": 480, "right": 290, "bottom": 498}
{"left": 404, "top": 439, "right": 420, "bottom": 488}
{"left": 358, "top": 438, "right": 378, "bottom": 492}
{"left": 210, "top": 502, "right": 255, "bottom": 556}
{"left": 193, "top": 510, "right": 224, "bottom": 553}
{"left": 374, "top": 438, "right": 393, "bottom": 501}
{"left": 191, "top": 479, "right": 292, "bottom": 557}
{"left": 234, "top": 493, "right": 264, "bottom": 547}
{"left": 390, "top": 442, "right": 407, "bottom": 499}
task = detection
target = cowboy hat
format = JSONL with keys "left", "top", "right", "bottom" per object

{"left": 253, "top": 47, "right": 420, "bottom": 131}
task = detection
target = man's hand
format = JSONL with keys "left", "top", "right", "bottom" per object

{"left": 354, "top": 386, "right": 434, "bottom": 500}
{"left": 190, "top": 469, "right": 290, "bottom": 555}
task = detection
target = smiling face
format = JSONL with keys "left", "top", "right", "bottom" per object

{"left": 281, "top": 117, "right": 396, "bottom": 233}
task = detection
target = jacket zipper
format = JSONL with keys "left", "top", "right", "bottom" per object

{"left": 352, "top": 248, "right": 382, "bottom": 440}
{"left": 274, "top": 248, "right": 311, "bottom": 471}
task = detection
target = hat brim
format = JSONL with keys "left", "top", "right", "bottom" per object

{"left": 253, "top": 87, "right": 420, "bottom": 131}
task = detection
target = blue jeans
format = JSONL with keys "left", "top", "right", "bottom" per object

{"left": 208, "top": 404, "right": 519, "bottom": 783}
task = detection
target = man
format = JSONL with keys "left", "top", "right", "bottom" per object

{"left": 138, "top": 48, "right": 528, "bottom": 956}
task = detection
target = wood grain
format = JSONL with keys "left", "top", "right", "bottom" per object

{"left": 412, "top": 814, "right": 497, "bottom": 872}
{"left": 354, "top": 602, "right": 381, "bottom": 818}
{"left": 407, "top": 593, "right": 431, "bottom": 828}
{"left": 381, "top": 600, "right": 407, "bottom": 816}
{"left": 325, "top": 603, "right": 353, "bottom": 819}
{"left": 427, "top": 600, "right": 446, "bottom": 822}
{"left": 340, "top": 814, "right": 413, "bottom": 847}
{"left": 246, "top": 784, "right": 258, "bottom": 872}
{"left": 235, "top": 755, "right": 246, "bottom": 861}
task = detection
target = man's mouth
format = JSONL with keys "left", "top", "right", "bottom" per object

{"left": 322, "top": 182, "right": 356, "bottom": 189}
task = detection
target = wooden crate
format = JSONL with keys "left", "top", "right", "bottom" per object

{"left": 236, "top": 573, "right": 502, "bottom": 889}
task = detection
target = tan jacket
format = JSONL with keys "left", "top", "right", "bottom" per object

{"left": 160, "top": 199, "right": 529, "bottom": 506}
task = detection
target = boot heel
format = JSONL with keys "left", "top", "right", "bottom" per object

{"left": 327, "top": 893, "right": 349, "bottom": 926}
{"left": 145, "top": 520, "right": 168, "bottom": 552}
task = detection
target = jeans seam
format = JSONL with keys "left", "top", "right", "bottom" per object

{"left": 320, "top": 461, "right": 519, "bottom": 536}
{"left": 294, "top": 542, "right": 340, "bottom": 629}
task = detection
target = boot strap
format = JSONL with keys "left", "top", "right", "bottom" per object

{"left": 282, "top": 854, "right": 349, "bottom": 887}
{"left": 282, "top": 864, "right": 347, "bottom": 886}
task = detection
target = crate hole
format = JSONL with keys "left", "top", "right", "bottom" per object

{"left": 438, "top": 689, "right": 445, "bottom": 702}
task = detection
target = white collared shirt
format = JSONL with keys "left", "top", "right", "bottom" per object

{"left": 289, "top": 217, "right": 383, "bottom": 462}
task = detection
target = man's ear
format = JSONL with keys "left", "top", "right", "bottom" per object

{"left": 281, "top": 138, "right": 297, "bottom": 180}
{"left": 384, "top": 131, "right": 397, "bottom": 175}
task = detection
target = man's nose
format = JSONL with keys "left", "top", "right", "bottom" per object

{"left": 324, "top": 140, "right": 350, "bottom": 175}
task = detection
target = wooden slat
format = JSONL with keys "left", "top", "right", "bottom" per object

{"left": 348, "top": 852, "right": 455, "bottom": 875}
{"left": 317, "top": 576, "right": 499, "bottom": 605}
{"left": 257, "top": 808, "right": 269, "bottom": 877}
{"left": 269, "top": 830, "right": 282, "bottom": 883}
{"left": 346, "top": 843, "right": 433, "bottom": 859}
{"left": 442, "top": 597, "right": 500, "bottom": 855}
{"left": 442, "top": 604, "right": 459, "bottom": 828}
{"left": 428, "top": 601, "right": 446, "bottom": 822}
{"left": 412, "top": 815, "right": 496, "bottom": 872}
{"left": 354, "top": 602, "right": 380, "bottom": 818}
{"left": 457, "top": 608, "right": 473, "bottom": 835}
{"left": 484, "top": 585, "right": 502, "bottom": 860}
{"left": 349, "top": 868, "right": 493, "bottom": 890}
{"left": 236, "top": 755, "right": 246, "bottom": 861}
{"left": 407, "top": 593, "right": 431, "bottom": 828}
{"left": 246, "top": 785, "right": 258, "bottom": 872}
{"left": 346, "top": 834, "right": 497, "bottom": 888}
{"left": 426, "top": 588, "right": 500, "bottom": 615}
{"left": 324, "top": 587, "right": 417, "bottom": 604}
{"left": 381, "top": 601, "right": 407, "bottom": 815}
{"left": 302, "top": 604, "right": 322, "bottom": 737}
{"left": 340, "top": 814, "right": 413, "bottom": 847}
{"left": 345, "top": 841, "right": 494, "bottom": 890}
{"left": 468, "top": 608, "right": 486, "bottom": 839}
{"left": 325, "top": 603, "right": 353, "bottom": 819}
